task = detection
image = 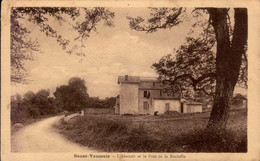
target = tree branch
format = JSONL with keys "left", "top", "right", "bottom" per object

{"left": 128, "top": 8, "right": 183, "bottom": 33}
{"left": 162, "top": 72, "right": 216, "bottom": 95}
{"left": 169, "top": 73, "right": 215, "bottom": 85}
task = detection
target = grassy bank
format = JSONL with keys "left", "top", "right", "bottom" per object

{"left": 54, "top": 109, "right": 247, "bottom": 152}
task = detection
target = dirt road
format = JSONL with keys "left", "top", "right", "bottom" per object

{"left": 11, "top": 116, "right": 96, "bottom": 153}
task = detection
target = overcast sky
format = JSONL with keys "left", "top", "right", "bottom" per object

{"left": 11, "top": 8, "right": 245, "bottom": 98}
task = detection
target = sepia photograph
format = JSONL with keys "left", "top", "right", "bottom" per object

{"left": 1, "top": 0, "right": 260, "bottom": 161}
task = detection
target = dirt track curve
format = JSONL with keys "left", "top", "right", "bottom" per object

{"left": 11, "top": 116, "right": 96, "bottom": 153}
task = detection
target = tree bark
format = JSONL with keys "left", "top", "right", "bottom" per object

{"left": 206, "top": 8, "right": 247, "bottom": 131}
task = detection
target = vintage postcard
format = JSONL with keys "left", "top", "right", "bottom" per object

{"left": 1, "top": 0, "right": 260, "bottom": 161}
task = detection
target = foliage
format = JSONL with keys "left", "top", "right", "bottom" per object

{"left": 22, "top": 91, "right": 39, "bottom": 118}
{"left": 238, "top": 51, "right": 248, "bottom": 88}
{"left": 11, "top": 94, "right": 27, "bottom": 124}
{"left": 152, "top": 36, "right": 216, "bottom": 101}
{"left": 11, "top": 89, "right": 60, "bottom": 124}
{"left": 35, "top": 89, "right": 56, "bottom": 115}
{"left": 10, "top": 15, "right": 39, "bottom": 83}
{"left": 128, "top": 8, "right": 184, "bottom": 33}
{"left": 11, "top": 7, "right": 114, "bottom": 83}
{"left": 54, "top": 77, "right": 89, "bottom": 112}
{"left": 86, "top": 97, "right": 116, "bottom": 109}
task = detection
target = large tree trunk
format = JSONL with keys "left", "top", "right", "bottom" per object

{"left": 206, "top": 8, "right": 248, "bottom": 130}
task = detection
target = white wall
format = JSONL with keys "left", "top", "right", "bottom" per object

{"left": 183, "top": 104, "right": 202, "bottom": 113}
{"left": 193, "top": 105, "right": 202, "bottom": 113}
{"left": 153, "top": 100, "right": 180, "bottom": 114}
{"left": 120, "top": 83, "right": 139, "bottom": 114}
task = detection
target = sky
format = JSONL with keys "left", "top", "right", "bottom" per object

{"left": 11, "top": 8, "right": 245, "bottom": 98}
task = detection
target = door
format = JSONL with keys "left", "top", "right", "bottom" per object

{"left": 143, "top": 102, "right": 149, "bottom": 114}
{"left": 181, "top": 103, "right": 184, "bottom": 113}
{"left": 187, "top": 105, "right": 192, "bottom": 113}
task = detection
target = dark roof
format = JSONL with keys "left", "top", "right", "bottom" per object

{"left": 140, "top": 77, "right": 160, "bottom": 82}
{"left": 153, "top": 97, "right": 180, "bottom": 100}
{"left": 118, "top": 75, "right": 160, "bottom": 84}
{"left": 118, "top": 76, "right": 140, "bottom": 84}
{"left": 233, "top": 94, "right": 247, "bottom": 100}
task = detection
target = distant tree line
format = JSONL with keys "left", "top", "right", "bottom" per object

{"left": 87, "top": 97, "right": 116, "bottom": 109}
{"left": 11, "top": 77, "right": 116, "bottom": 124}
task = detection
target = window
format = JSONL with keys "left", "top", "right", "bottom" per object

{"left": 160, "top": 90, "right": 162, "bottom": 96}
{"left": 144, "top": 91, "right": 147, "bottom": 97}
{"left": 153, "top": 82, "right": 155, "bottom": 86}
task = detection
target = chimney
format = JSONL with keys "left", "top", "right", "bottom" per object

{"left": 125, "top": 75, "right": 128, "bottom": 81}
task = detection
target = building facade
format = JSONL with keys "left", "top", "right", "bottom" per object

{"left": 115, "top": 75, "right": 188, "bottom": 115}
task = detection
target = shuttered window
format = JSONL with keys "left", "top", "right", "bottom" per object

{"left": 144, "top": 91, "right": 147, "bottom": 97}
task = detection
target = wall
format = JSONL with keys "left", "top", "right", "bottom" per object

{"left": 153, "top": 99, "right": 181, "bottom": 115}
{"left": 138, "top": 81, "right": 176, "bottom": 115}
{"left": 139, "top": 81, "right": 163, "bottom": 88}
{"left": 192, "top": 104, "right": 203, "bottom": 113}
{"left": 139, "top": 89, "right": 161, "bottom": 114}
{"left": 84, "top": 108, "right": 114, "bottom": 114}
{"left": 120, "top": 83, "right": 139, "bottom": 114}
{"left": 183, "top": 104, "right": 203, "bottom": 113}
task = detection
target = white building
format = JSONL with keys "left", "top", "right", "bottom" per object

{"left": 115, "top": 75, "right": 203, "bottom": 115}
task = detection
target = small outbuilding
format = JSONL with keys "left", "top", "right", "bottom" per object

{"left": 152, "top": 98, "right": 180, "bottom": 115}
{"left": 231, "top": 94, "right": 247, "bottom": 109}
{"left": 149, "top": 99, "right": 203, "bottom": 115}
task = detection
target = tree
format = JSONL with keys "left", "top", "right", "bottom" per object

{"left": 54, "top": 77, "right": 89, "bottom": 112}
{"left": 35, "top": 89, "right": 52, "bottom": 115}
{"left": 22, "top": 91, "right": 40, "bottom": 118}
{"left": 104, "top": 97, "right": 117, "bottom": 108}
{"left": 11, "top": 7, "right": 114, "bottom": 83}
{"left": 152, "top": 36, "right": 247, "bottom": 102}
{"left": 11, "top": 94, "right": 27, "bottom": 124}
{"left": 152, "top": 36, "right": 216, "bottom": 102}
{"left": 128, "top": 8, "right": 247, "bottom": 130}
{"left": 48, "top": 97, "right": 62, "bottom": 114}
{"left": 86, "top": 97, "right": 116, "bottom": 108}
{"left": 11, "top": 89, "right": 60, "bottom": 123}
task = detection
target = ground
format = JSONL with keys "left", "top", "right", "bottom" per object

{"left": 54, "top": 108, "right": 247, "bottom": 152}
{"left": 11, "top": 115, "right": 97, "bottom": 152}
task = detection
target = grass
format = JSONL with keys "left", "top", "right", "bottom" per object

{"left": 54, "top": 109, "right": 247, "bottom": 152}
